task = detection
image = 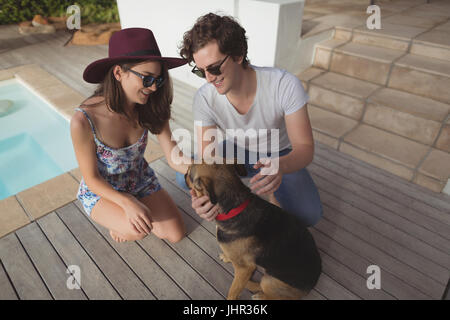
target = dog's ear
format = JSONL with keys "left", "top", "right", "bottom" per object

{"left": 193, "top": 177, "right": 218, "bottom": 204}
{"left": 234, "top": 164, "right": 247, "bottom": 177}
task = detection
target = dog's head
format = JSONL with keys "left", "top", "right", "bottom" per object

{"left": 185, "top": 161, "right": 247, "bottom": 205}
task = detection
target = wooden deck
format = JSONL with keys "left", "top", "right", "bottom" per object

{"left": 0, "top": 24, "right": 449, "bottom": 300}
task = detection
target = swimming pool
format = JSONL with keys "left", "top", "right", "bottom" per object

{"left": 0, "top": 79, "right": 78, "bottom": 200}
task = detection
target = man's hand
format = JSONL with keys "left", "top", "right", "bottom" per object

{"left": 190, "top": 190, "right": 221, "bottom": 221}
{"left": 249, "top": 158, "right": 283, "bottom": 195}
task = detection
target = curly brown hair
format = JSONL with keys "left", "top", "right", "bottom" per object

{"left": 179, "top": 13, "right": 249, "bottom": 68}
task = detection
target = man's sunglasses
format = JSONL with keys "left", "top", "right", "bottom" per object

{"left": 128, "top": 69, "right": 165, "bottom": 88}
{"left": 191, "top": 55, "right": 229, "bottom": 78}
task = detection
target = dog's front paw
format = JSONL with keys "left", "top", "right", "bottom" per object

{"left": 219, "top": 253, "right": 231, "bottom": 263}
{"left": 251, "top": 292, "right": 264, "bottom": 300}
{"left": 246, "top": 280, "right": 261, "bottom": 293}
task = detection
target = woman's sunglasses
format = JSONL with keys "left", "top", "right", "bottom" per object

{"left": 128, "top": 69, "right": 165, "bottom": 88}
{"left": 191, "top": 55, "right": 229, "bottom": 78}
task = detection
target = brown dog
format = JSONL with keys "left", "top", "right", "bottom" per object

{"left": 185, "top": 162, "right": 321, "bottom": 300}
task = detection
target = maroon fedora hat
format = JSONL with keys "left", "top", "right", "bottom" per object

{"left": 83, "top": 28, "right": 187, "bottom": 84}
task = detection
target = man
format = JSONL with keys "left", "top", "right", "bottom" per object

{"left": 176, "top": 13, "right": 322, "bottom": 227}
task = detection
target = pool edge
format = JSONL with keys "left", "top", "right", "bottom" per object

{"left": 0, "top": 64, "right": 84, "bottom": 238}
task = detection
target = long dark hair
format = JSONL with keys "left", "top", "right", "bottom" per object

{"left": 81, "top": 59, "right": 172, "bottom": 134}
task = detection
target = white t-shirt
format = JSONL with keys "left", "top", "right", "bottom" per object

{"left": 193, "top": 65, "right": 309, "bottom": 153}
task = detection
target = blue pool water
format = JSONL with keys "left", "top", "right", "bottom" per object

{"left": 0, "top": 79, "right": 78, "bottom": 200}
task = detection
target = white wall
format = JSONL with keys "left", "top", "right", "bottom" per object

{"left": 117, "top": 0, "right": 306, "bottom": 88}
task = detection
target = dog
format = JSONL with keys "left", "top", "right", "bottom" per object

{"left": 185, "top": 161, "right": 321, "bottom": 300}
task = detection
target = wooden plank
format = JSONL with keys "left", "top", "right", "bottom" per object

{"left": 319, "top": 195, "right": 448, "bottom": 285}
{"left": 0, "top": 260, "right": 18, "bottom": 300}
{"left": 309, "top": 161, "right": 450, "bottom": 241}
{"left": 319, "top": 250, "right": 395, "bottom": 300}
{"left": 315, "top": 272, "right": 360, "bottom": 300}
{"left": 310, "top": 228, "right": 431, "bottom": 300}
{"left": 303, "top": 289, "right": 327, "bottom": 300}
{"left": 70, "top": 200, "right": 220, "bottom": 300}
{"left": 137, "top": 233, "right": 223, "bottom": 300}
{"left": 164, "top": 223, "right": 241, "bottom": 299}
{"left": 55, "top": 203, "right": 155, "bottom": 300}
{"left": 315, "top": 216, "right": 445, "bottom": 299}
{"left": 154, "top": 175, "right": 254, "bottom": 299}
{"left": 316, "top": 187, "right": 450, "bottom": 271}
{"left": 36, "top": 212, "right": 121, "bottom": 300}
{"left": 156, "top": 172, "right": 330, "bottom": 300}
{"left": 313, "top": 154, "right": 450, "bottom": 226}
{"left": 310, "top": 172, "right": 450, "bottom": 254}
{"left": 152, "top": 160, "right": 335, "bottom": 300}
{"left": 314, "top": 142, "right": 450, "bottom": 212}
{"left": 71, "top": 202, "right": 190, "bottom": 300}
{"left": 0, "top": 233, "right": 52, "bottom": 299}
{"left": 153, "top": 146, "right": 447, "bottom": 299}
{"left": 444, "top": 282, "right": 450, "bottom": 300}
{"left": 15, "top": 223, "right": 87, "bottom": 300}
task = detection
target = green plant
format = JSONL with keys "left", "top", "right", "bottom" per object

{"left": 0, "top": 0, "right": 119, "bottom": 25}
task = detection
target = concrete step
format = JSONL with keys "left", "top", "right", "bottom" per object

{"left": 342, "top": 124, "right": 429, "bottom": 180}
{"left": 352, "top": 22, "right": 427, "bottom": 52}
{"left": 309, "top": 107, "right": 450, "bottom": 193}
{"left": 435, "top": 122, "right": 450, "bottom": 153}
{"left": 308, "top": 71, "right": 379, "bottom": 120}
{"left": 313, "top": 39, "right": 348, "bottom": 69}
{"left": 300, "top": 66, "right": 450, "bottom": 146}
{"left": 308, "top": 104, "right": 358, "bottom": 149}
{"left": 365, "top": 88, "right": 450, "bottom": 146}
{"left": 388, "top": 53, "right": 450, "bottom": 104}
{"left": 298, "top": 67, "right": 450, "bottom": 193}
{"left": 416, "top": 149, "right": 450, "bottom": 193}
{"left": 410, "top": 23, "right": 450, "bottom": 62}
{"left": 330, "top": 42, "right": 405, "bottom": 85}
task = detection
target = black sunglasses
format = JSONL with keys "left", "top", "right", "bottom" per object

{"left": 128, "top": 69, "right": 165, "bottom": 88}
{"left": 191, "top": 55, "right": 229, "bottom": 78}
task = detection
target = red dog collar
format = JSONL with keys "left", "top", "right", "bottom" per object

{"left": 215, "top": 199, "right": 251, "bottom": 221}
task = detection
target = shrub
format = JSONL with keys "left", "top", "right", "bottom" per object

{"left": 0, "top": 0, "right": 120, "bottom": 25}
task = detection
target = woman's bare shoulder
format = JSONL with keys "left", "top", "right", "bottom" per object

{"left": 71, "top": 96, "right": 103, "bottom": 134}
{"left": 80, "top": 96, "right": 105, "bottom": 111}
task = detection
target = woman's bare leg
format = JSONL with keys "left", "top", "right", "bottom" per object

{"left": 90, "top": 189, "right": 185, "bottom": 243}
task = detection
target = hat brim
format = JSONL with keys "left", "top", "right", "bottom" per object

{"left": 83, "top": 55, "right": 187, "bottom": 84}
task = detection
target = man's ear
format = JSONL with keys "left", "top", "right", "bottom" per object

{"left": 193, "top": 177, "right": 217, "bottom": 204}
{"left": 234, "top": 55, "right": 244, "bottom": 65}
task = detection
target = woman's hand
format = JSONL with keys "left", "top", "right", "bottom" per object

{"left": 122, "top": 194, "right": 153, "bottom": 235}
{"left": 250, "top": 158, "right": 283, "bottom": 195}
{"left": 190, "top": 190, "right": 220, "bottom": 222}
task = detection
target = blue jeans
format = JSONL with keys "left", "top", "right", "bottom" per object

{"left": 176, "top": 142, "right": 323, "bottom": 227}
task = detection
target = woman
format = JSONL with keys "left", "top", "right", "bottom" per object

{"left": 71, "top": 28, "right": 192, "bottom": 243}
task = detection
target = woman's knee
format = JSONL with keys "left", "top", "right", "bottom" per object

{"left": 166, "top": 219, "right": 187, "bottom": 243}
{"left": 166, "top": 231, "right": 186, "bottom": 243}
